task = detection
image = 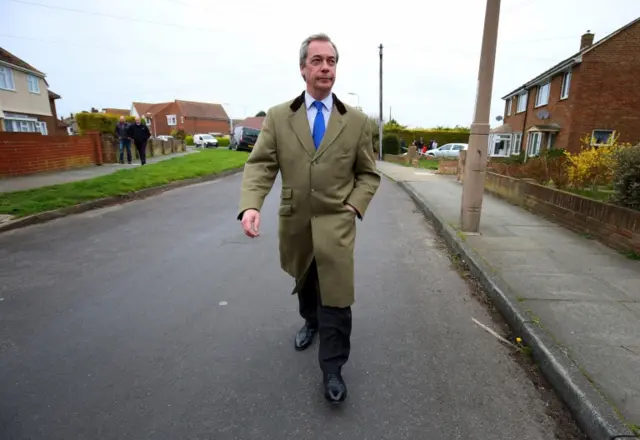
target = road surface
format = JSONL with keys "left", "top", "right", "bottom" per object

{"left": 0, "top": 173, "right": 571, "bottom": 439}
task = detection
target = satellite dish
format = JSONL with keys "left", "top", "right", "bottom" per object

{"left": 537, "top": 109, "right": 550, "bottom": 120}
{"left": 495, "top": 115, "right": 503, "bottom": 122}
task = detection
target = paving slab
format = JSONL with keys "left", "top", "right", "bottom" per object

{"left": 498, "top": 272, "right": 628, "bottom": 301}
{"left": 568, "top": 344, "right": 640, "bottom": 424}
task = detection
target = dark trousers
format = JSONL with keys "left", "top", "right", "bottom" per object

{"left": 134, "top": 140, "right": 147, "bottom": 165}
{"left": 119, "top": 138, "right": 132, "bottom": 163}
{"left": 298, "top": 260, "right": 352, "bottom": 375}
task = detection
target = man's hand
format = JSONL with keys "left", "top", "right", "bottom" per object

{"left": 241, "top": 209, "right": 260, "bottom": 238}
{"left": 345, "top": 204, "right": 359, "bottom": 216}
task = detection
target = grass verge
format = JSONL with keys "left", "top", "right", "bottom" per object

{"left": 0, "top": 149, "right": 248, "bottom": 218}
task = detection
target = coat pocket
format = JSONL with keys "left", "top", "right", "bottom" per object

{"left": 281, "top": 187, "right": 292, "bottom": 199}
{"left": 279, "top": 205, "right": 293, "bottom": 216}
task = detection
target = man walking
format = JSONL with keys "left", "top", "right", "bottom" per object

{"left": 238, "top": 33, "right": 380, "bottom": 403}
{"left": 127, "top": 117, "right": 151, "bottom": 165}
{"left": 114, "top": 116, "right": 132, "bottom": 164}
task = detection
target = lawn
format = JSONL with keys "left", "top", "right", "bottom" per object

{"left": 566, "top": 187, "right": 614, "bottom": 202}
{"left": 0, "top": 149, "right": 249, "bottom": 218}
{"left": 394, "top": 158, "right": 440, "bottom": 170}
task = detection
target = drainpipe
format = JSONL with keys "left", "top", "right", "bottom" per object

{"left": 521, "top": 87, "right": 530, "bottom": 163}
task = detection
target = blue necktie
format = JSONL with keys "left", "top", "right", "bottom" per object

{"left": 312, "top": 101, "right": 325, "bottom": 150}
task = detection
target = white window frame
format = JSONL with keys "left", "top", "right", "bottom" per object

{"left": 491, "top": 134, "right": 511, "bottom": 156}
{"left": 535, "top": 81, "right": 550, "bottom": 107}
{"left": 167, "top": 114, "right": 177, "bottom": 126}
{"left": 560, "top": 71, "right": 571, "bottom": 100}
{"left": 37, "top": 121, "right": 48, "bottom": 135}
{"left": 3, "top": 113, "right": 41, "bottom": 133}
{"left": 547, "top": 132, "right": 557, "bottom": 149}
{"left": 527, "top": 132, "right": 542, "bottom": 156}
{"left": 0, "top": 66, "right": 16, "bottom": 91}
{"left": 591, "top": 129, "right": 615, "bottom": 146}
{"left": 516, "top": 91, "right": 528, "bottom": 113}
{"left": 506, "top": 98, "right": 512, "bottom": 116}
{"left": 512, "top": 133, "right": 522, "bottom": 155}
{"left": 27, "top": 74, "right": 40, "bottom": 94}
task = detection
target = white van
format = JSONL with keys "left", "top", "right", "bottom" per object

{"left": 193, "top": 133, "right": 219, "bottom": 148}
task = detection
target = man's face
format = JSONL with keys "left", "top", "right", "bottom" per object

{"left": 119, "top": 117, "right": 125, "bottom": 124}
{"left": 135, "top": 117, "right": 141, "bottom": 125}
{"left": 301, "top": 40, "right": 337, "bottom": 94}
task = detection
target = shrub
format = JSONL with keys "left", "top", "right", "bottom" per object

{"left": 382, "top": 133, "right": 400, "bottom": 155}
{"left": 611, "top": 145, "right": 640, "bottom": 210}
{"left": 385, "top": 129, "right": 469, "bottom": 147}
{"left": 185, "top": 135, "right": 194, "bottom": 146}
{"left": 565, "top": 134, "right": 628, "bottom": 190}
{"left": 217, "top": 137, "right": 230, "bottom": 147}
{"left": 170, "top": 129, "right": 187, "bottom": 140}
{"left": 76, "top": 112, "right": 145, "bottom": 135}
{"left": 522, "top": 158, "right": 548, "bottom": 184}
{"left": 542, "top": 149, "right": 570, "bottom": 189}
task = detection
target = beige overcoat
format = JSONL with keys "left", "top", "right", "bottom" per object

{"left": 238, "top": 92, "right": 380, "bottom": 307}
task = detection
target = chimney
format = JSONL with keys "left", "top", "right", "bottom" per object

{"left": 580, "top": 30, "right": 595, "bottom": 50}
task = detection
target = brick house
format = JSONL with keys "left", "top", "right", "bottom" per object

{"left": 131, "top": 100, "right": 230, "bottom": 136}
{"left": 234, "top": 116, "right": 265, "bottom": 130}
{"left": 0, "top": 47, "right": 67, "bottom": 136}
{"left": 490, "top": 17, "right": 640, "bottom": 157}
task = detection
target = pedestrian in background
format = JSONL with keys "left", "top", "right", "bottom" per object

{"left": 114, "top": 116, "right": 132, "bottom": 164}
{"left": 127, "top": 117, "right": 151, "bottom": 165}
{"left": 237, "top": 33, "right": 380, "bottom": 404}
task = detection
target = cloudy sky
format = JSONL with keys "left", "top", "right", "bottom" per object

{"left": 2, "top": 0, "right": 639, "bottom": 127}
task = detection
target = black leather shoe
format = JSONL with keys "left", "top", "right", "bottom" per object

{"left": 324, "top": 373, "right": 347, "bottom": 403}
{"left": 294, "top": 323, "right": 317, "bottom": 351}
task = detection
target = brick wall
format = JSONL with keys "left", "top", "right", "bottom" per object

{"left": 0, "top": 132, "right": 100, "bottom": 176}
{"left": 150, "top": 102, "right": 180, "bottom": 136}
{"left": 484, "top": 172, "right": 640, "bottom": 254}
{"left": 183, "top": 118, "right": 230, "bottom": 135}
{"left": 571, "top": 21, "right": 640, "bottom": 148}
{"left": 503, "top": 68, "right": 578, "bottom": 152}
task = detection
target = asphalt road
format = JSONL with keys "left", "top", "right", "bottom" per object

{"left": 0, "top": 173, "right": 564, "bottom": 440}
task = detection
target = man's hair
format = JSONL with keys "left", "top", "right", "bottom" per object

{"left": 299, "top": 33, "right": 339, "bottom": 69}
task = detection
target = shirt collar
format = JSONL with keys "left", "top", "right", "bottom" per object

{"left": 305, "top": 91, "right": 333, "bottom": 111}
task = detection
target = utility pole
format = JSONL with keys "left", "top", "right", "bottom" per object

{"left": 460, "top": 0, "right": 502, "bottom": 232}
{"left": 378, "top": 44, "right": 384, "bottom": 160}
{"left": 389, "top": 106, "right": 392, "bottom": 121}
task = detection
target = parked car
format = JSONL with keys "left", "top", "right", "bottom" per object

{"left": 426, "top": 143, "right": 468, "bottom": 158}
{"left": 229, "top": 126, "right": 260, "bottom": 152}
{"left": 156, "top": 135, "right": 174, "bottom": 141}
{"left": 193, "top": 133, "right": 218, "bottom": 148}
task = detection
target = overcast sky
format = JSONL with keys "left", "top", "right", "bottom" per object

{"left": 2, "top": 0, "right": 639, "bottom": 127}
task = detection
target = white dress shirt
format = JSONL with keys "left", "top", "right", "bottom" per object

{"left": 305, "top": 91, "right": 332, "bottom": 134}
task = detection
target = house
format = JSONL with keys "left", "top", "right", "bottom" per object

{"left": 0, "top": 47, "right": 67, "bottom": 135}
{"left": 234, "top": 116, "right": 265, "bottom": 130}
{"left": 490, "top": 17, "right": 640, "bottom": 158}
{"left": 131, "top": 100, "right": 230, "bottom": 136}
{"left": 101, "top": 108, "right": 130, "bottom": 117}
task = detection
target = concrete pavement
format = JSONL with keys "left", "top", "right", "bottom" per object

{"left": 0, "top": 173, "right": 581, "bottom": 439}
{"left": 377, "top": 160, "right": 640, "bottom": 439}
{"left": 0, "top": 150, "right": 198, "bottom": 193}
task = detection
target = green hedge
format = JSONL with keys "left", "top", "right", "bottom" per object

{"left": 76, "top": 112, "right": 146, "bottom": 135}
{"left": 382, "top": 133, "right": 400, "bottom": 155}
{"left": 185, "top": 135, "right": 194, "bottom": 146}
{"left": 385, "top": 129, "right": 469, "bottom": 147}
{"left": 217, "top": 137, "right": 230, "bottom": 147}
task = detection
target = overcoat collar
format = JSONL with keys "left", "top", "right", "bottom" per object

{"left": 288, "top": 91, "right": 348, "bottom": 158}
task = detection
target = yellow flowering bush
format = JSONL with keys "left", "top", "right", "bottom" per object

{"left": 564, "top": 134, "right": 631, "bottom": 190}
